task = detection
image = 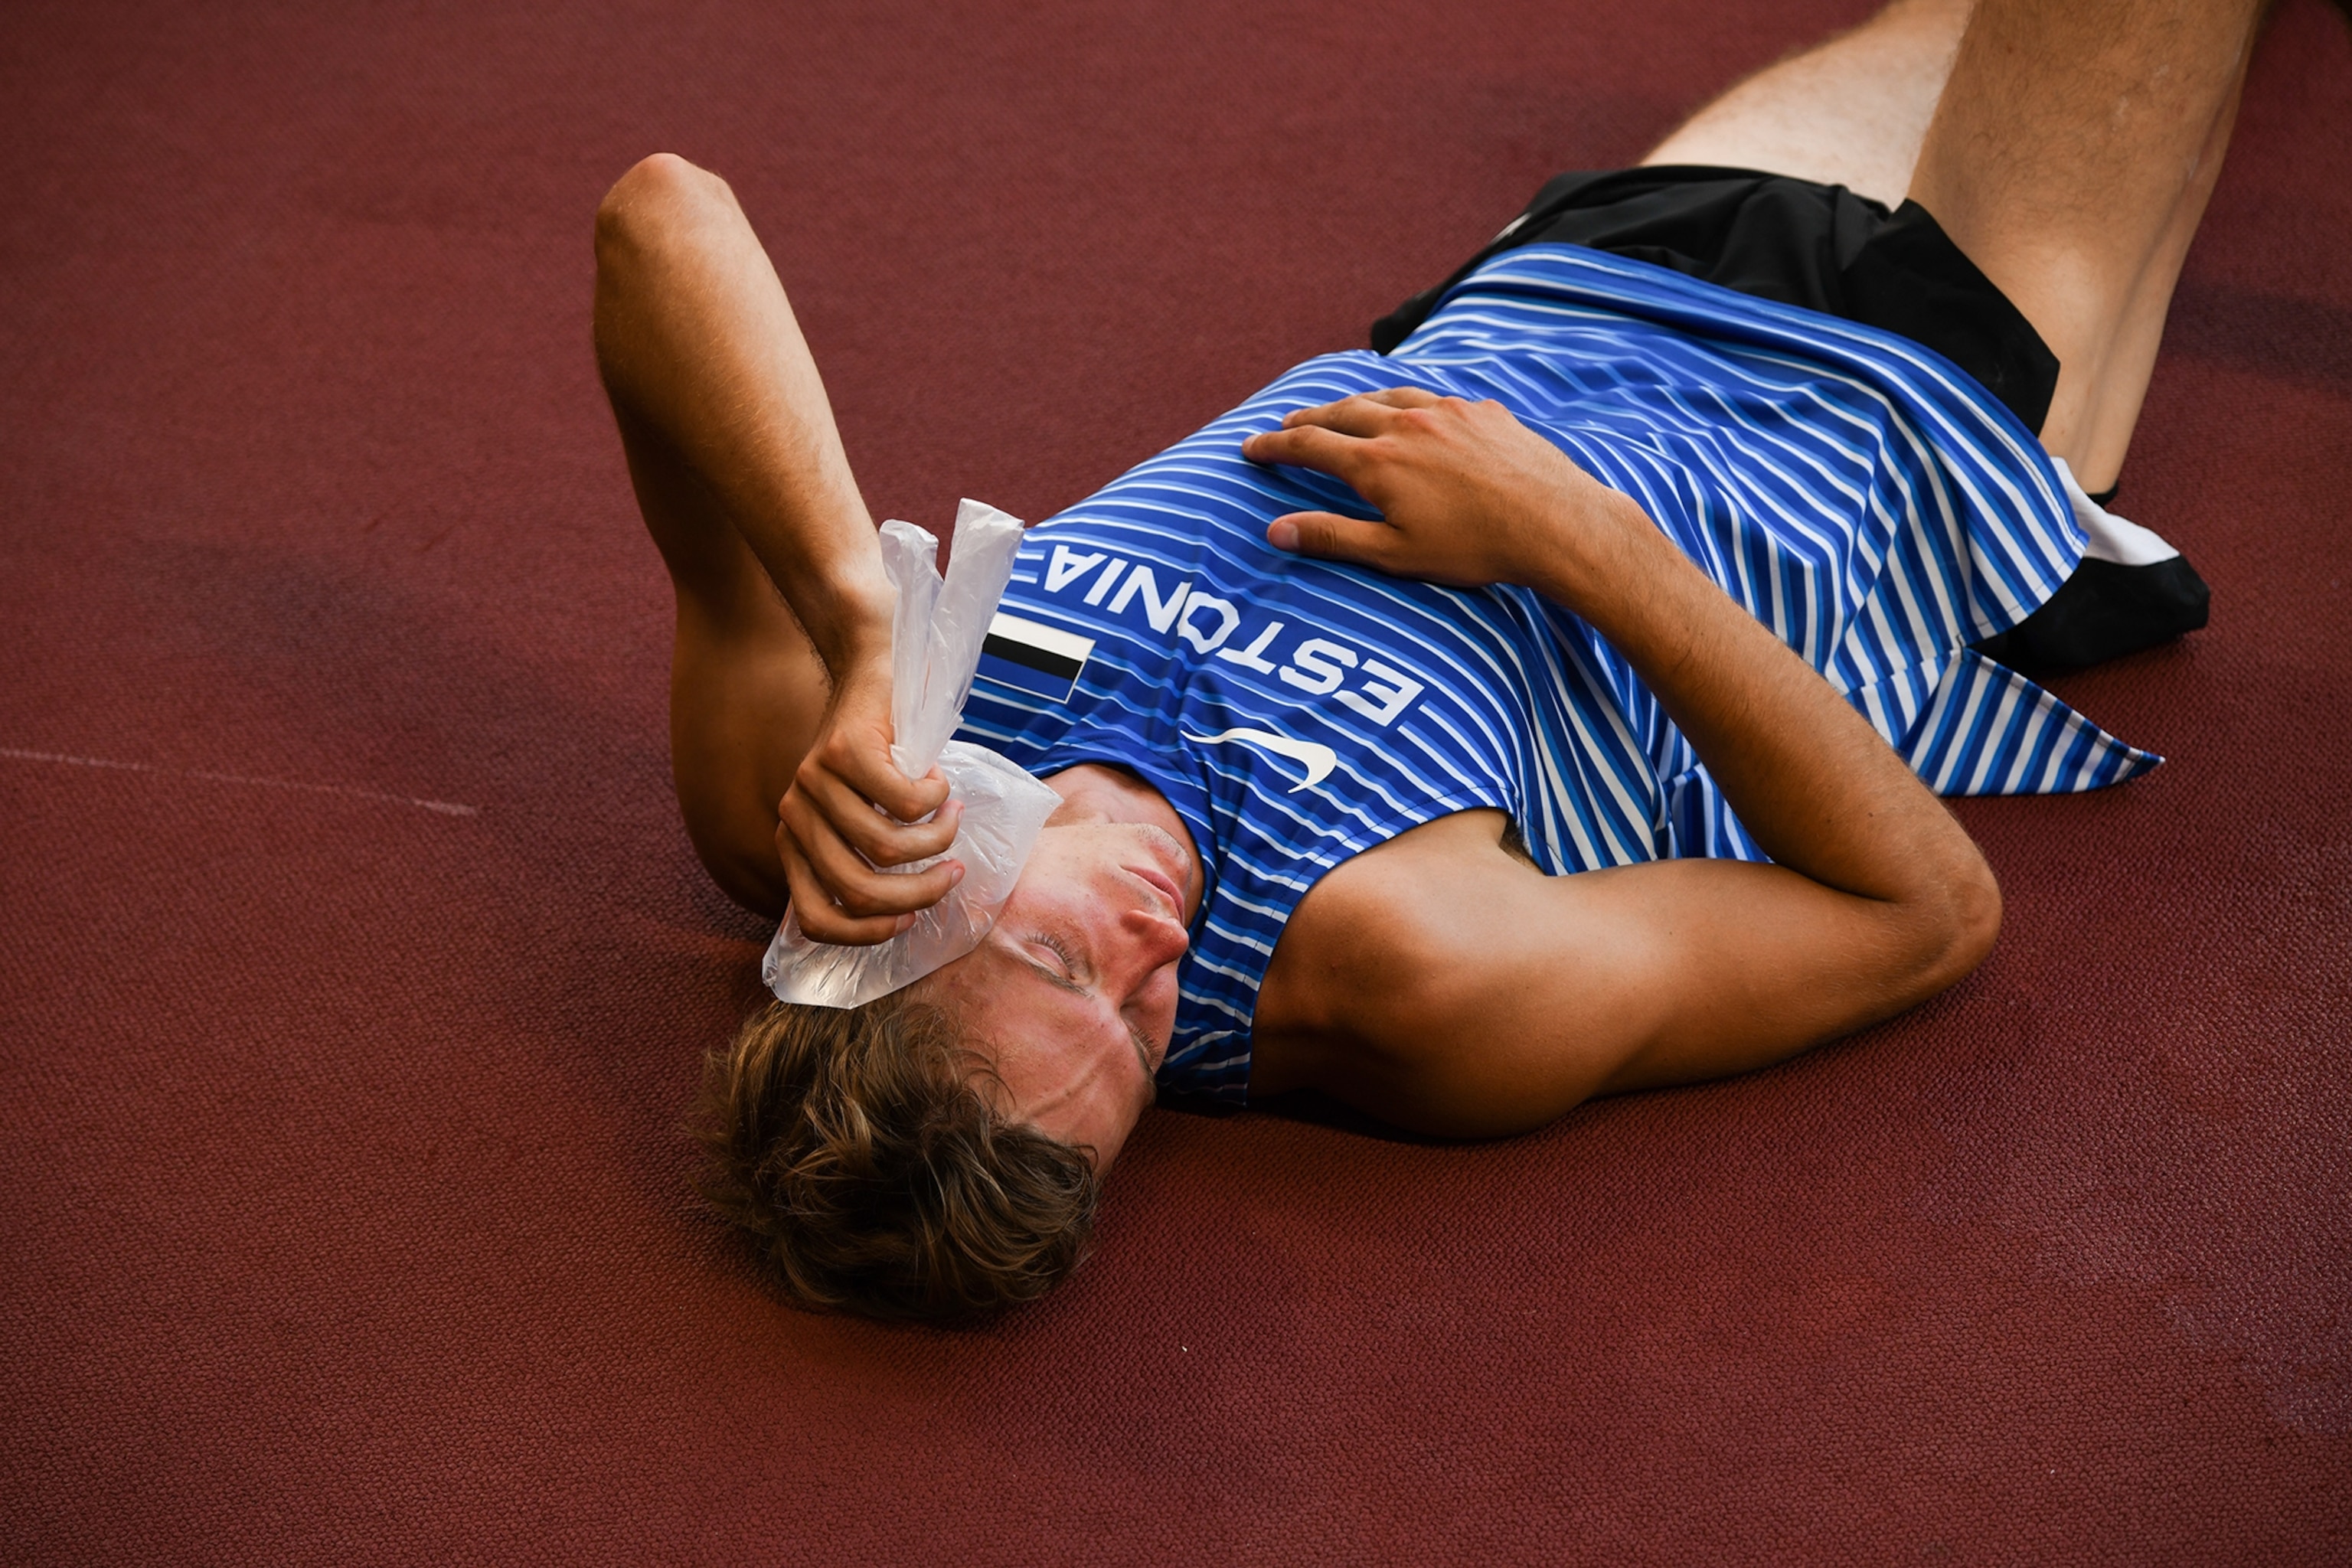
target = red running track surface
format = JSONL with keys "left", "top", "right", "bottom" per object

{"left": 4, "top": 1, "right": 2348, "bottom": 1560}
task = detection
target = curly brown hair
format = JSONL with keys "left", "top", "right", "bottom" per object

{"left": 694, "top": 991, "right": 1099, "bottom": 1321}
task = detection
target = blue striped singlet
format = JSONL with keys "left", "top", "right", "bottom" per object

{"left": 955, "top": 244, "right": 2156, "bottom": 1105}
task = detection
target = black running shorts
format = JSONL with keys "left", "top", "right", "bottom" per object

{"left": 1373, "top": 165, "right": 2061, "bottom": 436}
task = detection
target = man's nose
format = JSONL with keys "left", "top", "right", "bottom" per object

{"left": 1119, "top": 905, "right": 1190, "bottom": 970}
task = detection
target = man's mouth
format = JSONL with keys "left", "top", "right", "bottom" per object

{"left": 1127, "top": 863, "right": 1185, "bottom": 920}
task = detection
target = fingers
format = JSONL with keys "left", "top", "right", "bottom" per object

{"left": 1281, "top": 397, "right": 1396, "bottom": 439}
{"left": 1240, "top": 421, "right": 1374, "bottom": 480}
{"left": 1266, "top": 510, "right": 1397, "bottom": 570}
{"left": 1282, "top": 387, "right": 1446, "bottom": 432}
{"left": 776, "top": 756, "right": 965, "bottom": 945}
{"left": 794, "top": 766, "right": 962, "bottom": 869}
{"left": 779, "top": 789, "right": 959, "bottom": 899}
{"left": 828, "top": 733, "right": 952, "bottom": 825}
{"left": 775, "top": 812, "right": 967, "bottom": 945}
{"left": 767, "top": 657, "right": 971, "bottom": 942}
{"left": 777, "top": 780, "right": 962, "bottom": 906}
{"left": 1243, "top": 387, "right": 1474, "bottom": 475}
{"left": 804, "top": 669, "right": 953, "bottom": 825}
{"left": 789, "top": 688, "right": 955, "bottom": 864}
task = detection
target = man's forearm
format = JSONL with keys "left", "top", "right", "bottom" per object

{"left": 595, "top": 155, "right": 962, "bottom": 940}
{"left": 1530, "top": 491, "right": 1990, "bottom": 910}
{"left": 1244, "top": 387, "right": 1991, "bottom": 915}
{"left": 593, "top": 156, "right": 893, "bottom": 676}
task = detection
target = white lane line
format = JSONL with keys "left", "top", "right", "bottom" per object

{"left": 0, "top": 746, "right": 480, "bottom": 817}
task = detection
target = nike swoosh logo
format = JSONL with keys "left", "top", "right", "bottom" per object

{"left": 1183, "top": 727, "right": 1338, "bottom": 792}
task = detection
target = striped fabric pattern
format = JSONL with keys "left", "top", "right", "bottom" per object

{"left": 956, "top": 243, "right": 2158, "bottom": 1103}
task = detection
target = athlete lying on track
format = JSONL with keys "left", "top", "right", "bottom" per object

{"left": 591, "top": 0, "right": 2246, "bottom": 1318}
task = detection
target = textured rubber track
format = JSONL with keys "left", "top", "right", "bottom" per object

{"left": 3, "top": 1, "right": 2347, "bottom": 1561}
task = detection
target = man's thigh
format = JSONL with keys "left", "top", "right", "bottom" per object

{"left": 1639, "top": 0, "right": 1971, "bottom": 207}
{"left": 1906, "top": 0, "right": 2267, "bottom": 482}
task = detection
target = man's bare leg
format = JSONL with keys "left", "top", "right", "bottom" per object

{"left": 1642, "top": 0, "right": 1974, "bottom": 206}
{"left": 1908, "top": 0, "right": 2265, "bottom": 490}
{"left": 1647, "top": 0, "right": 2263, "bottom": 494}
{"left": 593, "top": 155, "right": 952, "bottom": 921}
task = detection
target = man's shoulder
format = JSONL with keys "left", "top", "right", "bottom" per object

{"left": 1250, "top": 809, "right": 1534, "bottom": 1077}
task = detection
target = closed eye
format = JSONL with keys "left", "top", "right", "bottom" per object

{"left": 1019, "top": 933, "right": 1157, "bottom": 1089}
{"left": 1021, "top": 933, "right": 1089, "bottom": 996}
{"left": 1123, "top": 1014, "right": 1158, "bottom": 1086}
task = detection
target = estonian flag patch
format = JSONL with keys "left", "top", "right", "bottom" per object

{"left": 976, "top": 612, "right": 1093, "bottom": 702}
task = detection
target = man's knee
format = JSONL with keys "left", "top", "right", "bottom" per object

{"left": 595, "top": 152, "right": 735, "bottom": 270}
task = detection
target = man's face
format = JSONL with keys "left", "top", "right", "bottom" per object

{"left": 924, "top": 818, "right": 1197, "bottom": 1171}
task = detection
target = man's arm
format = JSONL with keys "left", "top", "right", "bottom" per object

{"left": 594, "top": 155, "right": 962, "bottom": 941}
{"left": 1241, "top": 390, "right": 2000, "bottom": 1136}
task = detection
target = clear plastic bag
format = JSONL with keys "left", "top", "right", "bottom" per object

{"left": 762, "top": 500, "right": 1063, "bottom": 1010}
